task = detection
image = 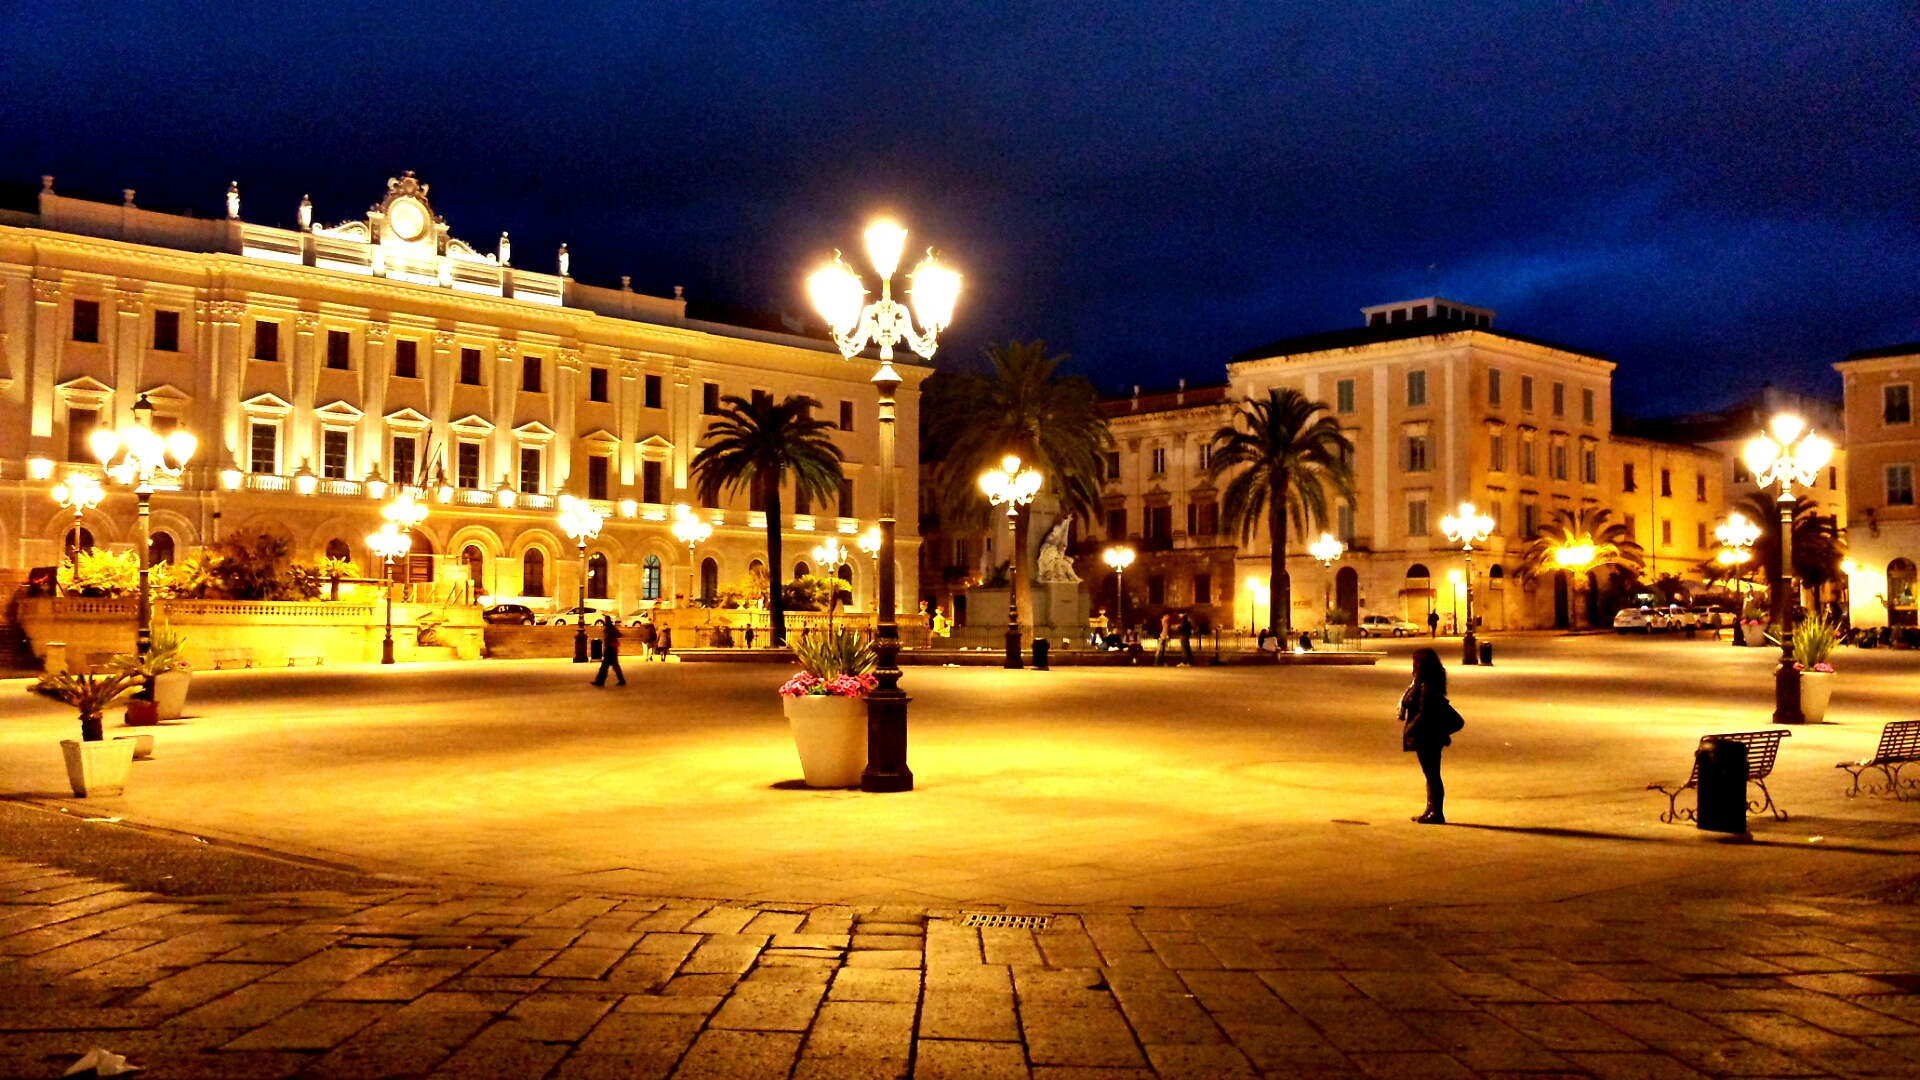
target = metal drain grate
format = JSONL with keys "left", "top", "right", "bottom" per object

{"left": 961, "top": 912, "right": 1052, "bottom": 931}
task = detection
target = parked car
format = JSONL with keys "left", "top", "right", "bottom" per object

{"left": 1614, "top": 607, "right": 1654, "bottom": 633}
{"left": 1665, "top": 606, "right": 1700, "bottom": 630}
{"left": 538, "top": 605, "right": 599, "bottom": 626}
{"left": 482, "top": 603, "right": 536, "bottom": 625}
{"left": 1700, "top": 605, "right": 1731, "bottom": 630}
{"left": 1359, "top": 614, "right": 1420, "bottom": 638}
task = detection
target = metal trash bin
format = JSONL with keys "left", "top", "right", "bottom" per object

{"left": 1696, "top": 737, "right": 1749, "bottom": 835}
{"left": 1479, "top": 642, "right": 1493, "bottom": 666}
{"left": 1032, "top": 638, "right": 1050, "bottom": 670}
{"left": 589, "top": 638, "right": 603, "bottom": 661}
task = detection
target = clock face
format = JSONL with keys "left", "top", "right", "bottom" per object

{"left": 388, "top": 199, "right": 427, "bottom": 241}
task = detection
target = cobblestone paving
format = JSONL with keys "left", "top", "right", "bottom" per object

{"left": 0, "top": 860, "right": 1916, "bottom": 1078}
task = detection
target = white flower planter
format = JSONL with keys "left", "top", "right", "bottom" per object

{"left": 114, "top": 733, "right": 155, "bottom": 761}
{"left": 153, "top": 669, "right": 191, "bottom": 721}
{"left": 61, "top": 737, "right": 136, "bottom": 798}
{"left": 783, "top": 694, "right": 868, "bottom": 788}
{"left": 1799, "top": 670, "right": 1834, "bottom": 723}
{"left": 1742, "top": 625, "right": 1767, "bottom": 647}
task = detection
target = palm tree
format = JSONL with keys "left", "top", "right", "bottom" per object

{"left": 690, "top": 394, "right": 845, "bottom": 645}
{"left": 921, "top": 341, "right": 1111, "bottom": 632}
{"left": 1206, "top": 388, "right": 1354, "bottom": 638}
{"left": 1518, "top": 507, "right": 1645, "bottom": 627}
{"left": 1737, "top": 492, "right": 1847, "bottom": 624}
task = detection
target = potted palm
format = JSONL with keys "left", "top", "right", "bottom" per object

{"left": 123, "top": 624, "right": 190, "bottom": 724}
{"left": 778, "top": 627, "right": 877, "bottom": 788}
{"left": 31, "top": 669, "right": 142, "bottom": 797}
{"left": 1792, "top": 613, "right": 1838, "bottom": 722}
{"left": 1324, "top": 606, "right": 1350, "bottom": 645}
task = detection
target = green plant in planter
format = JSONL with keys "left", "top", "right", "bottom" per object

{"left": 1326, "top": 605, "right": 1351, "bottom": 625}
{"left": 792, "top": 626, "right": 877, "bottom": 680}
{"left": 1791, "top": 613, "right": 1838, "bottom": 670}
{"left": 31, "top": 669, "right": 141, "bottom": 742}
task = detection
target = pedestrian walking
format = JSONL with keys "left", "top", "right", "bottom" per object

{"left": 1427, "top": 609, "right": 1440, "bottom": 637}
{"left": 593, "top": 614, "right": 626, "bottom": 686}
{"left": 1178, "top": 611, "right": 1194, "bottom": 666}
{"left": 1154, "top": 612, "right": 1171, "bottom": 666}
{"left": 745, "top": 622, "right": 756, "bottom": 649}
{"left": 637, "top": 616, "right": 659, "bottom": 660}
{"left": 1399, "top": 647, "right": 1464, "bottom": 824}
{"left": 657, "top": 625, "right": 673, "bottom": 658}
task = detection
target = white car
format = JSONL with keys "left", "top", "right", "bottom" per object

{"left": 1614, "top": 607, "right": 1654, "bottom": 633}
{"left": 1359, "top": 614, "right": 1420, "bottom": 638}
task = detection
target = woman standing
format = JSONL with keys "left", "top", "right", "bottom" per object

{"left": 1400, "top": 647, "right": 1461, "bottom": 824}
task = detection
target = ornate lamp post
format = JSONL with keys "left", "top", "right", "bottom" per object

{"left": 1102, "top": 546, "right": 1135, "bottom": 639}
{"left": 1308, "top": 532, "right": 1345, "bottom": 642}
{"left": 1715, "top": 512, "right": 1761, "bottom": 646}
{"left": 91, "top": 395, "right": 195, "bottom": 659}
{"left": 671, "top": 505, "right": 713, "bottom": 607}
{"left": 367, "top": 524, "right": 411, "bottom": 664}
{"left": 557, "top": 494, "right": 606, "bottom": 663}
{"left": 50, "top": 472, "right": 105, "bottom": 588}
{"left": 813, "top": 536, "right": 852, "bottom": 624}
{"left": 979, "top": 455, "right": 1043, "bottom": 669}
{"left": 1744, "top": 415, "right": 1833, "bottom": 724}
{"left": 1440, "top": 502, "right": 1495, "bottom": 664}
{"left": 809, "top": 219, "right": 960, "bottom": 794}
{"left": 856, "top": 526, "right": 883, "bottom": 623}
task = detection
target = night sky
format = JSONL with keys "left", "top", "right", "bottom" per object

{"left": 3, "top": 2, "right": 1914, "bottom": 417}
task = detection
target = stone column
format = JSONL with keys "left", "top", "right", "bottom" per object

{"left": 672, "top": 363, "right": 692, "bottom": 493}
{"left": 494, "top": 339, "right": 516, "bottom": 486}
{"left": 554, "top": 347, "right": 581, "bottom": 491}
{"left": 28, "top": 278, "right": 59, "bottom": 447}
{"left": 208, "top": 301, "right": 246, "bottom": 471}
{"left": 430, "top": 330, "right": 456, "bottom": 478}
{"left": 112, "top": 288, "right": 142, "bottom": 426}
{"left": 292, "top": 313, "right": 320, "bottom": 473}
{"left": 618, "top": 356, "right": 640, "bottom": 486}
{"left": 362, "top": 322, "right": 391, "bottom": 478}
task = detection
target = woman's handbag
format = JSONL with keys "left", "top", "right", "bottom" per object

{"left": 1437, "top": 698, "right": 1466, "bottom": 735}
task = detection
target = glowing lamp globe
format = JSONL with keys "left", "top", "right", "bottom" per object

{"left": 909, "top": 258, "right": 961, "bottom": 332}
{"left": 808, "top": 259, "right": 865, "bottom": 335}
{"left": 864, "top": 219, "right": 907, "bottom": 280}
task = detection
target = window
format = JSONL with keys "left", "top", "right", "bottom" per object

{"left": 394, "top": 340, "right": 418, "bottom": 379}
{"left": 703, "top": 382, "right": 720, "bottom": 414}
{"left": 326, "top": 329, "right": 349, "bottom": 369}
{"left": 1886, "top": 464, "right": 1914, "bottom": 506}
{"left": 1551, "top": 382, "right": 1565, "bottom": 417}
{"left": 587, "top": 455, "right": 610, "bottom": 500}
{"left": 71, "top": 299, "right": 100, "bottom": 343}
{"left": 1407, "top": 498, "right": 1429, "bottom": 537}
{"left": 392, "top": 435, "right": 418, "bottom": 485}
{"left": 1829, "top": 466, "right": 1838, "bottom": 491}
{"left": 1488, "top": 368, "right": 1502, "bottom": 406}
{"left": 1406, "top": 434, "right": 1429, "bottom": 472}
{"left": 1490, "top": 433, "right": 1506, "bottom": 472}
{"left": 1148, "top": 575, "right": 1166, "bottom": 605}
{"left": 463, "top": 546, "right": 484, "bottom": 588}
{"left": 1336, "top": 502, "right": 1355, "bottom": 541}
{"left": 1696, "top": 473, "right": 1707, "bottom": 501}
{"left": 1521, "top": 502, "right": 1538, "bottom": 537}
{"left": 1582, "top": 444, "right": 1598, "bottom": 484}
{"left": 1581, "top": 388, "right": 1595, "bottom": 424}
{"left": 1105, "top": 452, "right": 1121, "bottom": 480}
{"left": 1151, "top": 447, "right": 1166, "bottom": 475}
{"left": 588, "top": 367, "right": 609, "bottom": 402}
{"left": 1733, "top": 459, "right": 1750, "bottom": 484}
{"left": 249, "top": 422, "right": 277, "bottom": 474}
{"left": 1519, "top": 436, "right": 1536, "bottom": 477}
{"left": 150, "top": 532, "right": 175, "bottom": 566}
{"left": 1660, "top": 468, "right": 1672, "bottom": 497}
{"left": 521, "top": 356, "right": 542, "bottom": 392}
{"left": 322, "top": 430, "right": 349, "bottom": 480}
{"left": 1188, "top": 501, "right": 1217, "bottom": 536}
{"left": 153, "top": 311, "right": 180, "bottom": 352}
{"left": 702, "top": 559, "right": 720, "bottom": 604}
{"left": 644, "top": 374, "right": 664, "bottom": 409}
{"left": 838, "top": 478, "right": 854, "bottom": 518}
{"left": 642, "top": 460, "right": 662, "bottom": 504}
{"left": 1520, "top": 375, "right": 1534, "bottom": 412}
{"left": 1406, "top": 369, "right": 1427, "bottom": 407}
{"left": 523, "top": 549, "right": 547, "bottom": 597}
{"left": 1697, "top": 522, "right": 1708, "bottom": 548}
{"left": 642, "top": 554, "right": 662, "bottom": 601}
{"left": 839, "top": 400, "right": 854, "bottom": 430}
{"left": 1886, "top": 384, "right": 1912, "bottom": 425}
{"left": 1551, "top": 443, "right": 1568, "bottom": 481}
{"left": 748, "top": 480, "right": 764, "bottom": 512}
{"left": 1623, "top": 462, "right": 1637, "bottom": 492}
{"left": 1661, "top": 519, "right": 1673, "bottom": 546}
{"left": 751, "top": 389, "right": 772, "bottom": 410}
{"left": 458, "top": 347, "right": 482, "bottom": 386}
{"left": 1107, "top": 508, "right": 1127, "bottom": 539}
{"left": 1336, "top": 378, "right": 1356, "bottom": 414}
{"left": 795, "top": 484, "right": 812, "bottom": 516}
{"left": 1147, "top": 505, "right": 1173, "bottom": 540}
{"left": 1487, "top": 501, "right": 1504, "bottom": 535}
{"left": 519, "top": 447, "right": 541, "bottom": 494}
{"left": 587, "top": 553, "right": 609, "bottom": 600}
{"left": 252, "top": 320, "right": 279, "bottom": 361}
{"left": 457, "top": 442, "right": 481, "bottom": 489}
{"left": 66, "top": 408, "right": 98, "bottom": 462}
{"left": 1194, "top": 574, "right": 1212, "bottom": 606}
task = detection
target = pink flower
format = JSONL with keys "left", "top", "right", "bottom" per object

{"left": 1813, "top": 662, "right": 1834, "bottom": 673}
{"left": 822, "top": 673, "right": 877, "bottom": 698}
{"left": 778, "top": 672, "right": 823, "bottom": 698}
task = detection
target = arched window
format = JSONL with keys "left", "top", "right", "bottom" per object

{"left": 408, "top": 529, "right": 432, "bottom": 555}
{"left": 700, "top": 557, "right": 719, "bottom": 604}
{"left": 587, "top": 552, "right": 609, "bottom": 600}
{"left": 643, "top": 554, "right": 661, "bottom": 601}
{"left": 149, "top": 532, "right": 176, "bottom": 565}
{"left": 749, "top": 559, "right": 765, "bottom": 577}
{"left": 1406, "top": 564, "right": 1431, "bottom": 581}
{"left": 793, "top": 561, "right": 810, "bottom": 580}
{"left": 65, "top": 527, "right": 95, "bottom": 556}
{"left": 523, "top": 549, "right": 546, "bottom": 597}
{"left": 325, "top": 538, "right": 351, "bottom": 563}
{"left": 464, "top": 545, "right": 485, "bottom": 588}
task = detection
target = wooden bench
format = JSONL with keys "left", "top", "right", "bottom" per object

{"left": 1838, "top": 720, "right": 1920, "bottom": 799}
{"left": 208, "top": 647, "right": 256, "bottom": 670}
{"left": 1648, "top": 730, "right": 1791, "bottom": 824}
{"left": 285, "top": 653, "right": 325, "bottom": 667}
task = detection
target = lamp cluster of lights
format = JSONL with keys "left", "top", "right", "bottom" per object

{"left": 51, "top": 473, "right": 105, "bottom": 519}
{"left": 978, "top": 455, "right": 1043, "bottom": 514}
{"left": 1440, "top": 502, "right": 1494, "bottom": 550}
{"left": 1102, "top": 545, "right": 1136, "bottom": 573}
{"left": 1744, "top": 415, "right": 1832, "bottom": 492}
{"left": 813, "top": 536, "right": 848, "bottom": 571}
{"left": 809, "top": 220, "right": 961, "bottom": 364}
{"left": 557, "top": 493, "right": 608, "bottom": 544}
{"left": 671, "top": 503, "right": 712, "bottom": 549}
{"left": 1309, "top": 532, "right": 1345, "bottom": 566}
{"left": 857, "top": 525, "right": 882, "bottom": 561}
{"left": 1715, "top": 512, "right": 1761, "bottom": 569}
{"left": 91, "top": 419, "right": 196, "bottom": 490}
{"left": 367, "top": 489, "right": 429, "bottom": 562}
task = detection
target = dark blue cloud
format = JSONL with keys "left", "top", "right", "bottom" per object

{"left": 2, "top": 1, "right": 1913, "bottom": 414}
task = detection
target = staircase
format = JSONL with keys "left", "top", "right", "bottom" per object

{"left": 0, "top": 570, "right": 36, "bottom": 673}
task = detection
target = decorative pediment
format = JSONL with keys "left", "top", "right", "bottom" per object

{"left": 513, "top": 421, "right": 555, "bottom": 444}
{"left": 579, "top": 428, "right": 620, "bottom": 447}
{"left": 637, "top": 435, "right": 673, "bottom": 462}
{"left": 384, "top": 407, "right": 432, "bottom": 432}
{"left": 240, "top": 392, "right": 293, "bottom": 417}
{"left": 315, "top": 400, "right": 365, "bottom": 423}
{"left": 56, "top": 376, "right": 115, "bottom": 409}
{"left": 450, "top": 413, "right": 496, "bottom": 437}
{"left": 140, "top": 383, "right": 193, "bottom": 405}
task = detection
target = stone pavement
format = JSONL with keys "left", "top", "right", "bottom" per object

{"left": 1, "top": 857, "right": 1916, "bottom": 1079}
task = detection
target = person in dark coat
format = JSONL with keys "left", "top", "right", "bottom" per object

{"left": 1178, "top": 612, "right": 1194, "bottom": 666}
{"left": 593, "top": 614, "right": 626, "bottom": 686}
{"left": 1400, "top": 647, "right": 1456, "bottom": 824}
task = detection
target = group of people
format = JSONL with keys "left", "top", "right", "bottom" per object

{"left": 1088, "top": 608, "right": 1201, "bottom": 665}
{"left": 590, "top": 613, "right": 671, "bottom": 687}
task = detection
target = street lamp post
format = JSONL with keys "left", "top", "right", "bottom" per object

{"left": 813, "top": 536, "right": 852, "bottom": 626}
{"left": 1715, "top": 512, "right": 1761, "bottom": 646}
{"left": 857, "top": 525, "right": 882, "bottom": 630}
{"left": 1309, "top": 532, "right": 1344, "bottom": 644}
{"left": 1744, "top": 414, "right": 1833, "bottom": 724}
{"left": 672, "top": 505, "right": 713, "bottom": 608}
{"left": 558, "top": 495, "right": 607, "bottom": 664}
{"left": 979, "top": 455, "right": 1043, "bottom": 669}
{"left": 1102, "top": 546, "right": 1135, "bottom": 641}
{"left": 809, "top": 219, "right": 961, "bottom": 794}
{"left": 1440, "top": 502, "right": 1494, "bottom": 664}
{"left": 50, "top": 472, "right": 105, "bottom": 591}
{"left": 91, "top": 395, "right": 195, "bottom": 660}
{"left": 367, "top": 524, "right": 411, "bottom": 664}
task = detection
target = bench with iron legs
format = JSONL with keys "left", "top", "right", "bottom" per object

{"left": 1838, "top": 720, "right": 1920, "bottom": 799}
{"left": 285, "top": 653, "right": 325, "bottom": 667}
{"left": 207, "top": 647, "right": 256, "bottom": 670}
{"left": 1648, "top": 729, "right": 1791, "bottom": 824}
